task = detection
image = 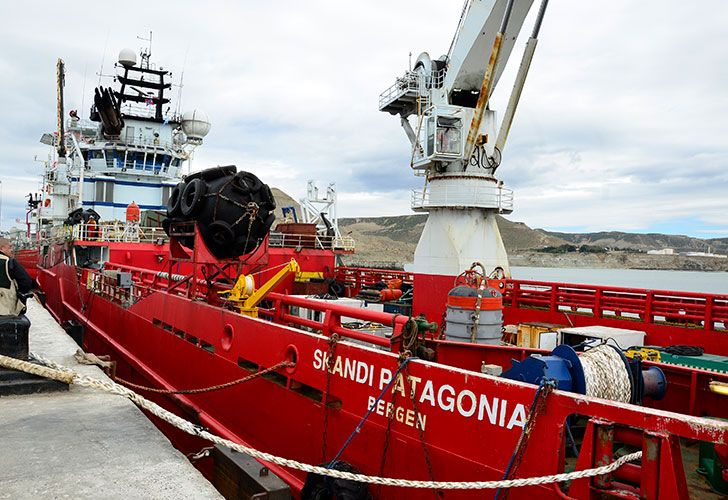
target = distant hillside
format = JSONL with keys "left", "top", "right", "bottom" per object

{"left": 549, "top": 231, "right": 728, "bottom": 254}
{"left": 338, "top": 214, "right": 568, "bottom": 266}
{"left": 270, "top": 188, "right": 301, "bottom": 224}
{"left": 270, "top": 187, "right": 727, "bottom": 270}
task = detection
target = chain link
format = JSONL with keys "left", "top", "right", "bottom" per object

{"left": 321, "top": 333, "right": 340, "bottom": 462}
{"left": 114, "top": 360, "right": 292, "bottom": 395}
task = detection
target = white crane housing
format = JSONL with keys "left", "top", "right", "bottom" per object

{"left": 379, "top": 0, "right": 548, "bottom": 278}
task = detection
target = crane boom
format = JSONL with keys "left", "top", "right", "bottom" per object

{"left": 444, "top": 0, "right": 534, "bottom": 95}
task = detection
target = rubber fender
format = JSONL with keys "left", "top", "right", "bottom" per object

{"left": 301, "top": 461, "right": 371, "bottom": 500}
{"left": 180, "top": 178, "right": 207, "bottom": 217}
{"left": 167, "top": 182, "right": 185, "bottom": 217}
{"left": 207, "top": 220, "right": 235, "bottom": 249}
{"left": 185, "top": 165, "right": 237, "bottom": 183}
{"left": 232, "top": 171, "right": 263, "bottom": 195}
{"left": 261, "top": 183, "right": 277, "bottom": 210}
{"left": 261, "top": 211, "right": 277, "bottom": 235}
{"left": 82, "top": 209, "right": 101, "bottom": 223}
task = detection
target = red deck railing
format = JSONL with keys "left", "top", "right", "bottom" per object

{"left": 98, "top": 262, "right": 405, "bottom": 349}
{"left": 334, "top": 266, "right": 728, "bottom": 334}
{"left": 505, "top": 280, "right": 728, "bottom": 332}
{"left": 335, "top": 266, "right": 413, "bottom": 296}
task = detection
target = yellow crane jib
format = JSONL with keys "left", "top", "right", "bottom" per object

{"left": 218, "top": 259, "right": 300, "bottom": 317}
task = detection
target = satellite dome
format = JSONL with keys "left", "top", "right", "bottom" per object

{"left": 181, "top": 109, "right": 211, "bottom": 145}
{"left": 118, "top": 48, "right": 137, "bottom": 67}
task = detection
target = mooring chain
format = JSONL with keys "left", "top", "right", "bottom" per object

{"left": 114, "top": 360, "right": 293, "bottom": 395}
{"left": 210, "top": 176, "right": 237, "bottom": 221}
{"left": 402, "top": 356, "right": 441, "bottom": 499}
{"left": 321, "top": 333, "right": 340, "bottom": 462}
{"left": 495, "top": 379, "right": 556, "bottom": 500}
{"left": 2, "top": 354, "right": 645, "bottom": 490}
{"left": 377, "top": 361, "right": 401, "bottom": 473}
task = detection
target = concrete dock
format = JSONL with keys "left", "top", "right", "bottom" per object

{"left": 0, "top": 299, "right": 221, "bottom": 499}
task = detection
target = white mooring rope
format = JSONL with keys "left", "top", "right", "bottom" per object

{"left": 580, "top": 344, "right": 632, "bottom": 403}
{"left": 0, "top": 353, "right": 642, "bottom": 490}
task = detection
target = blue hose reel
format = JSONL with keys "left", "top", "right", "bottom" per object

{"left": 502, "top": 344, "right": 667, "bottom": 404}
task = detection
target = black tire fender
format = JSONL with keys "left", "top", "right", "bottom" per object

{"left": 232, "top": 171, "right": 263, "bottom": 195}
{"left": 181, "top": 178, "right": 207, "bottom": 217}
{"left": 301, "top": 461, "right": 371, "bottom": 500}
{"left": 207, "top": 220, "right": 235, "bottom": 249}
{"left": 167, "top": 182, "right": 185, "bottom": 217}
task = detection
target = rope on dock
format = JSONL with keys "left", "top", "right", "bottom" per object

{"left": 0, "top": 353, "right": 642, "bottom": 490}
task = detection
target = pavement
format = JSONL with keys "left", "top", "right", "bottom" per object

{"left": 0, "top": 299, "right": 221, "bottom": 499}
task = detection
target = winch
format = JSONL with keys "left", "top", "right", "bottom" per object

{"left": 502, "top": 343, "right": 667, "bottom": 405}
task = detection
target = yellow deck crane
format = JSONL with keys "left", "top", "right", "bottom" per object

{"left": 218, "top": 259, "right": 301, "bottom": 317}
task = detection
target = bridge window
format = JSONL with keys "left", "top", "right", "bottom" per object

{"left": 95, "top": 181, "right": 114, "bottom": 203}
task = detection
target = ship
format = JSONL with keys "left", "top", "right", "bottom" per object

{"left": 15, "top": 1, "right": 728, "bottom": 498}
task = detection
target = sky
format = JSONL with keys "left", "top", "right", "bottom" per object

{"left": 1, "top": 0, "right": 727, "bottom": 238}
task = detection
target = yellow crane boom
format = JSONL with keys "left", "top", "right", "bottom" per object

{"left": 219, "top": 259, "right": 301, "bottom": 317}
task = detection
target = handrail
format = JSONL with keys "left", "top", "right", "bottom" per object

{"left": 411, "top": 183, "right": 514, "bottom": 211}
{"left": 335, "top": 266, "right": 414, "bottom": 297}
{"left": 95, "top": 262, "right": 405, "bottom": 349}
{"left": 265, "top": 292, "right": 406, "bottom": 348}
{"left": 268, "top": 232, "right": 355, "bottom": 252}
{"left": 505, "top": 279, "right": 728, "bottom": 332}
{"left": 40, "top": 222, "right": 168, "bottom": 244}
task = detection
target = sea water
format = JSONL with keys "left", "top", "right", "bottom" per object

{"left": 511, "top": 266, "right": 728, "bottom": 295}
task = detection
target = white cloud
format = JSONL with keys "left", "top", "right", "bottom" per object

{"left": 1, "top": 1, "right": 727, "bottom": 238}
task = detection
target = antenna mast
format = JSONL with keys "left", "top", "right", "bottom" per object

{"left": 137, "top": 31, "right": 153, "bottom": 68}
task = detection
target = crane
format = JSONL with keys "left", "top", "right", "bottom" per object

{"left": 379, "top": 0, "right": 549, "bottom": 285}
{"left": 218, "top": 259, "right": 301, "bottom": 317}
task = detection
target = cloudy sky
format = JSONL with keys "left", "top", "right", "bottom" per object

{"left": 1, "top": 1, "right": 727, "bottom": 238}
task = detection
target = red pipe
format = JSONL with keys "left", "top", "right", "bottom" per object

{"left": 269, "top": 292, "right": 407, "bottom": 328}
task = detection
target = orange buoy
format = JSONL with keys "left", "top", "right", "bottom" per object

{"left": 126, "top": 201, "right": 141, "bottom": 222}
{"left": 379, "top": 288, "right": 403, "bottom": 302}
{"left": 387, "top": 278, "right": 403, "bottom": 290}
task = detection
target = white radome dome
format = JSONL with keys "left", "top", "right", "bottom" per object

{"left": 181, "top": 109, "right": 211, "bottom": 144}
{"left": 118, "top": 48, "right": 137, "bottom": 67}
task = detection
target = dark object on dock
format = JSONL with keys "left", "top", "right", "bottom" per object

{"left": 301, "top": 461, "right": 370, "bottom": 500}
{"left": 212, "top": 445, "right": 291, "bottom": 499}
{"left": 0, "top": 315, "right": 68, "bottom": 396}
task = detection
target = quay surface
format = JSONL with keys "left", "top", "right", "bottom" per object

{"left": 0, "top": 299, "right": 221, "bottom": 499}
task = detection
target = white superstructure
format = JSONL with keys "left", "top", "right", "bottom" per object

{"left": 36, "top": 42, "right": 210, "bottom": 226}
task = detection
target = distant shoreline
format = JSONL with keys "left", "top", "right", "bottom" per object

{"left": 509, "top": 251, "right": 728, "bottom": 272}
{"left": 342, "top": 251, "right": 728, "bottom": 273}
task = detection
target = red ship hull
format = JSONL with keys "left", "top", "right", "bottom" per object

{"left": 33, "top": 237, "right": 728, "bottom": 499}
